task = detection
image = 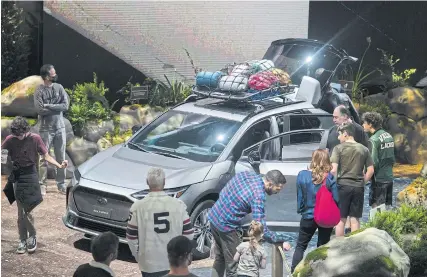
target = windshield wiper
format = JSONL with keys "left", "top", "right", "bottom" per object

{"left": 150, "top": 151, "right": 190, "bottom": 160}
{"left": 127, "top": 142, "right": 148, "bottom": 152}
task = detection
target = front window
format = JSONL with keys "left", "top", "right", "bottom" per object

{"left": 129, "top": 110, "right": 242, "bottom": 162}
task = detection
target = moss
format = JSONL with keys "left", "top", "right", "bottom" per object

{"left": 362, "top": 255, "right": 398, "bottom": 275}
{"left": 305, "top": 246, "right": 329, "bottom": 263}
{"left": 345, "top": 227, "right": 366, "bottom": 237}
{"left": 393, "top": 163, "right": 423, "bottom": 178}
{"left": 1, "top": 116, "right": 37, "bottom": 126}
{"left": 1, "top": 83, "right": 15, "bottom": 95}
{"left": 293, "top": 264, "right": 313, "bottom": 277}
{"left": 293, "top": 247, "right": 329, "bottom": 277}
{"left": 25, "top": 85, "right": 37, "bottom": 96}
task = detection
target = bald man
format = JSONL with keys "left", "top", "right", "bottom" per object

{"left": 327, "top": 105, "right": 369, "bottom": 153}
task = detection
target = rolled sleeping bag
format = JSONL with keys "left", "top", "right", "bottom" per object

{"left": 196, "top": 71, "right": 224, "bottom": 89}
{"left": 218, "top": 75, "right": 248, "bottom": 93}
{"left": 230, "top": 62, "right": 252, "bottom": 77}
{"left": 249, "top": 59, "right": 275, "bottom": 73}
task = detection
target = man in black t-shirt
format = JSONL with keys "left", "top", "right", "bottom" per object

{"left": 327, "top": 105, "right": 370, "bottom": 153}
{"left": 73, "top": 232, "right": 118, "bottom": 277}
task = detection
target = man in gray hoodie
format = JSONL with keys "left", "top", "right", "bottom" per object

{"left": 34, "top": 64, "right": 69, "bottom": 195}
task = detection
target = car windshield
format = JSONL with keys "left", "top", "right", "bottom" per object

{"left": 130, "top": 110, "right": 242, "bottom": 162}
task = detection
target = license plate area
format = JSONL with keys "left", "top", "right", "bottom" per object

{"left": 92, "top": 205, "right": 112, "bottom": 219}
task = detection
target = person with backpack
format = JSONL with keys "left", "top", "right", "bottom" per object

{"left": 233, "top": 221, "right": 267, "bottom": 277}
{"left": 291, "top": 149, "right": 339, "bottom": 273}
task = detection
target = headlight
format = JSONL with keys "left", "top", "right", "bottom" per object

{"left": 131, "top": 185, "right": 190, "bottom": 200}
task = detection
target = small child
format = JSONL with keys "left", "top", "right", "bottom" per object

{"left": 233, "top": 221, "right": 267, "bottom": 277}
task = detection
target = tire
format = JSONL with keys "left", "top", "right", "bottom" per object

{"left": 190, "top": 199, "right": 215, "bottom": 260}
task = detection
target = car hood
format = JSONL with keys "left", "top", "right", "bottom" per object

{"left": 80, "top": 146, "right": 212, "bottom": 191}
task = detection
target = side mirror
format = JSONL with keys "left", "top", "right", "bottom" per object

{"left": 248, "top": 150, "right": 261, "bottom": 165}
{"left": 132, "top": 124, "right": 145, "bottom": 134}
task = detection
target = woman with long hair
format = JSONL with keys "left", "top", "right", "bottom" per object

{"left": 291, "top": 149, "right": 339, "bottom": 272}
{"left": 2, "top": 117, "right": 68, "bottom": 254}
{"left": 233, "top": 221, "right": 267, "bottom": 277}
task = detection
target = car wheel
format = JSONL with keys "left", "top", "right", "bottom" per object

{"left": 190, "top": 199, "right": 215, "bottom": 260}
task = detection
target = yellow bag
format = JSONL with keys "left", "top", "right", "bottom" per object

{"left": 270, "top": 68, "right": 291, "bottom": 85}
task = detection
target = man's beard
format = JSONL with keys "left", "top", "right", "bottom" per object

{"left": 265, "top": 186, "right": 274, "bottom": 195}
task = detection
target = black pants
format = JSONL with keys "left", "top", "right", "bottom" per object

{"left": 291, "top": 218, "right": 333, "bottom": 272}
{"left": 141, "top": 270, "right": 169, "bottom": 277}
{"left": 211, "top": 224, "right": 241, "bottom": 277}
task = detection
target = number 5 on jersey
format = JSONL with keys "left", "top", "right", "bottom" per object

{"left": 154, "top": 212, "right": 170, "bottom": 233}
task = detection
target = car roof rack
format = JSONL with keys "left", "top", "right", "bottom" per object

{"left": 190, "top": 84, "right": 301, "bottom": 115}
{"left": 191, "top": 84, "right": 298, "bottom": 103}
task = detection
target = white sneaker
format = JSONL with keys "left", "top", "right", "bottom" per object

{"left": 40, "top": 185, "right": 47, "bottom": 196}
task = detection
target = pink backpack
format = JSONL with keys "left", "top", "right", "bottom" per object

{"left": 314, "top": 177, "right": 340, "bottom": 228}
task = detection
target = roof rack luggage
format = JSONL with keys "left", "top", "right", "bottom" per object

{"left": 191, "top": 84, "right": 298, "bottom": 103}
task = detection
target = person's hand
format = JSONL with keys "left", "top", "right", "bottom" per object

{"left": 59, "top": 160, "right": 68, "bottom": 168}
{"left": 282, "top": 242, "right": 291, "bottom": 251}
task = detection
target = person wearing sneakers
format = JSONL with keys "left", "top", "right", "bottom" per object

{"left": 1, "top": 117, "right": 68, "bottom": 254}
{"left": 34, "top": 64, "right": 69, "bottom": 195}
{"left": 362, "top": 112, "right": 395, "bottom": 209}
{"left": 331, "top": 123, "right": 374, "bottom": 236}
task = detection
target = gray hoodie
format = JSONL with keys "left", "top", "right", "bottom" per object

{"left": 34, "top": 83, "right": 70, "bottom": 131}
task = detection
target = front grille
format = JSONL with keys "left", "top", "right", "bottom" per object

{"left": 73, "top": 186, "right": 133, "bottom": 222}
{"left": 75, "top": 186, "right": 133, "bottom": 203}
{"left": 76, "top": 218, "right": 126, "bottom": 238}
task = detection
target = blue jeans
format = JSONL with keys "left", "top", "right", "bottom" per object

{"left": 39, "top": 128, "right": 66, "bottom": 190}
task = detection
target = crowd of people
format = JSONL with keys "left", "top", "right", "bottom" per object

{"left": 1, "top": 64, "right": 395, "bottom": 277}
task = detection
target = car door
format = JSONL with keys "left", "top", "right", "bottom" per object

{"left": 245, "top": 128, "right": 328, "bottom": 232}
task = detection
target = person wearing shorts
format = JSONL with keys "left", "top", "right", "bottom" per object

{"left": 331, "top": 123, "right": 374, "bottom": 236}
{"left": 362, "top": 112, "right": 395, "bottom": 209}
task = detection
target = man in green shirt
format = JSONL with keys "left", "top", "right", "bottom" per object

{"left": 362, "top": 112, "right": 395, "bottom": 209}
{"left": 331, "top": 123, "right": 374, "bottom": 236}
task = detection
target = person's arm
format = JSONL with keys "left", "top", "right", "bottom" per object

{"left": 126, "top": 208, "right": 139, "bottom": 258}
{"left": 296, "top": 172, "right": 304, "bottom": 214}
{"left": 260, "top": 250, "right": 267, "bottom": 269}
{"left": 327, "top": 174, "right": 340, "bottom": 205}
{"left": 330, "top": 146, "right": 340, "bottom": 178}
{"left": 370, "top": 139, "right": 380, "bottom": 172}
{"left": 181, "top": 203, "right": 195, "bottom": 240}
{"left": 233, "top": 243, "right": 243, "bottom": 262}
{"left": 35, "top": 134, "right": 67, "bottom": 168}
{"left": 44, "top": 85, "right": 70, "bottom": 112}
{"left": 251, "top": 196, "right": 288, "bottom": 243}
{"left": 1, "top": 136, "right": 11, "bottom": 150}
{"left": 364, "top": 151, "right": 375, "bottom": 183}
{"left": 34, "top": 87, "right": 53, "bottom": 115}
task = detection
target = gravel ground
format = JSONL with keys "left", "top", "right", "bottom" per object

{"left": 1, "top": 177, "right": 412, "bottom": 277}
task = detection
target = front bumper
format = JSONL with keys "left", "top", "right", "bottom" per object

{"left": 62, "top": 209, "right": 128, "bottom": 243}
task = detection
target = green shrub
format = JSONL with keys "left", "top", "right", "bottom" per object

{"left": 364, "top": 204, "right": 427, "bottom": 277}
{"left": 1, "top": 116, "right": 37, "bottom": 126}
{"left": 65, "top": 73, "right": 112, "bottom": 135}
{"left": 103, "top": 129, "right": 133, "bottom": 146}
{"left": 357, "top": 100, "right": 392, "bottom": 120}
{"left": 148, "top": 75, "right": 192, "bottom": 107}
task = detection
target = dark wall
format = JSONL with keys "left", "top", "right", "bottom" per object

{"left": 42, "top": 12, "right": 147, "bottom": 110}
{"left": 308, "top": 1, "right": 427, "bottom": 85}
{"left": 16, "top": 1, "right": 43, "bottom": 77}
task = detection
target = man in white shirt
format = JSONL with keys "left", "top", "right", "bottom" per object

{"left": 127, "top": 167, "right": 194, "bottom": 277}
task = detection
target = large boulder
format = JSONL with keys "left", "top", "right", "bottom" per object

{"left": 1, "top": 117, "right": 37, "bottom": 141}
{"left": 30, "top": 117, "right": 75, "bottom": 143}
{"left": 365, "top": 87, "right": 427, "bottom": 164}
{"left": 293, "top": 228, "right": 410, "bottom": 277}
{"left": 421, "top": 162, "right": 427, "bottom": 178}
{"left": 397, "top": 177, "right": 427, "bottom": 208}
{"left": 66, "top": 138, "right": 98, "bottom": 167}
{"left": 81, "top": 120, "right": 114, "bottom": 143}
{"left": 1, "top": 75, "right": 44, "bottom": 117}
{"left": 119, "top": 104, "right": 164, "bottom": 131}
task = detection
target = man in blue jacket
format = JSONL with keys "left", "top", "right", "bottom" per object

{"left": 34, "top": 64, "right": 69, "bottom": 195}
